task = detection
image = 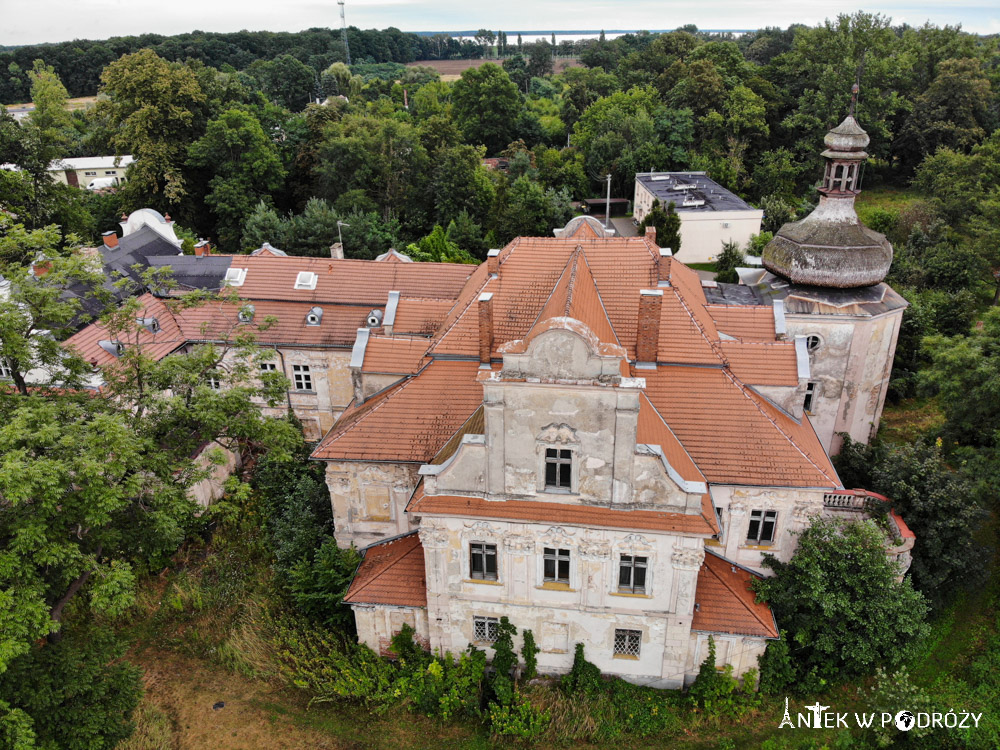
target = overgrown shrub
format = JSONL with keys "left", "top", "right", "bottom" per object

{"left": 757, "top": 633, "right": 795, "bottom": 695}
{"left": 560, "top": 643, "right": 603, "bottom": 697}
{"left": 520, "top": 629, "right": 539, "bottom": 682}
{"left": 488, "top": 691, "right": 551, "bottom": 740}
{"left": 285, "top": 539, "right": 361, "bottom": 629}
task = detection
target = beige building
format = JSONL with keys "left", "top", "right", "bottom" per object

{"left": 49, "top": 155, "right": 134, "bottom": 189}
{"left": 632, "top": 172, "right": 763, "bottom": 265}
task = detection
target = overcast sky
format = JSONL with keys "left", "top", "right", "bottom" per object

{"left": 2, "top": 0, "right": 997, "bottom": 47}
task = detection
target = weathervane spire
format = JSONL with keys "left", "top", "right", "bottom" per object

{"left": 850, "top": 82, "right": 859, "bottom": 117}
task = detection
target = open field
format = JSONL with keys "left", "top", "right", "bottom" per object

{"left": 408, "top": 58, "right": 581, "bottom": 81}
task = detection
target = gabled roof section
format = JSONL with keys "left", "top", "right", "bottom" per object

{"left": 362, "top": 335, "right": 429, "bottom": 375}
{"left": 706, "top": 305, "right": 776, "bottom": 341}
{"left": 343, "top": 532, "right": 427, "bottom": 607}
{"left": 63, "top": 293, "right": 185, "bottom": 367}
{"left": 392, "top": 297, "right": 457, "bottom": 337}
{"left": 636, "top": 393, "right": 706, "bottom": 487}
{"left": 693, "top": 549, "right": 778, "bottom": 639}
{"left": 311, "top": 360, "right": 484, "bottom": 462}
{"left": 642, "top": 366, "right": 838, "bottom": 488}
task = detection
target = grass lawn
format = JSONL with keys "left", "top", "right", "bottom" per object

{"left": 879, "top": 398, "right": 946, "bottom": 445}
{"left": 854, "top": 185, "right": 925, "bottom": 224}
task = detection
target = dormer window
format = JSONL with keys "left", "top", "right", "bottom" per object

{"left": 224, "top": 267, "right": 247, "bottom": 287}
{"left": 98, "top": 340, "right": 125, "bottom": 357}
{"left": 294, "top": 271, "right": 318, "bottom": 290}
{"left": 544, "top": 448, "right": 572, "bottom": 490}
{"left": 306, "top": 306, "right": 323, "bottom": 326}
{"left": 137, "top": 317, "right": 160, "bottom": 334}
{"left": 238, "top": 304, "right": 255, "bottom": 323}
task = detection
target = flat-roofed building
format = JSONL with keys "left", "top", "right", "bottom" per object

{"left": 633, "top": 172, "right": 763, "bottom": 264}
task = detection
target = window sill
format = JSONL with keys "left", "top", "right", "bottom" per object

{"left": 741, "top": 543, "right": 775, "bottom": 551}
{"left": 705, "top": 539, "right": 724, "bottom": 547}
{"left": 292, "top": 390, "right": 317, "bottom": 395}
{"left": 613, "top": 654, "right": 640, "bottom": 660}
{"left": 465, "top": 578, "right": 502, "bottom": 586}
{"left": 609, "top": 591, "right": 651, "bottom": 599}
{"left": 536, "top": 582, "right": 574, "bottom": 592}
{"left": 542, "top": 487, "right": 574, "bottom": 495}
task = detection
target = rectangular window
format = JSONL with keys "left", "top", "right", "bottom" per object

{"left": 473, "top": 615, "right": 499, "bottom": 643}
{"left": 747, "top": 510, "right": 777, "bottom": 544}
{"left": 613, "top": 628, "right": 641, "bottom": 657}
{"left": 84, "top": 171, "right": 97, "bottom": 176}
{"left": 715, "top": 507, "right": 725, "bottom": 540}
{"left": 259, "top": 362, "right": 277, "bottom": 373}
{"left": 292, "top": 364, "right": 312, "bottom": 391}
{"left": 469, "top": 542, "right": 497, "bottom": 581}
{"left": 804, "top": 381, "right": 818, "bottom": 413}
{"left": 617, "top": 555, "right": 647, "bottom": 594}
{"left": 544, "top": 448, "right": 572, "bottom": 489}
{"left": 206, "top": 375, "right": 221, "bottom": 390}
{"left": 543, "top": 547, "right": 570, "bottom": 584}
{"left": 0, "top": 362, "right": 10, "bottom": 379}
{"left": 105, "top": 170, "right": 116, "bottom": 175}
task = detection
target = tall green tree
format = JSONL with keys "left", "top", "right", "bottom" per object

{"left": 27, "top": 60, "right": 75, "bottom": 160}
{"left": 452, "top": 63, "right": 521, "bottom": 155}
{"left": 188, "top": 108, "right": 286, "bottom": 250}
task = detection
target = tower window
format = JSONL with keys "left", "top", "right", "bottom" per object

{"left": 544, "top": 448, "right": 572, "bottom": 489}
{"left": 747, "top": 510, "right": 777, "bottom": 544}
{"left": 543, "top": 547, "right": 570, "bottom": 584}
{"left": 804, "top": 381, "right": 818, "bottom": 413}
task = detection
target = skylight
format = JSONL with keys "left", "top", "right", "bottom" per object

{"left": 224, "top": 267, "right": 247, "bottom": 286}
{"left": 294, "top": 271, "right": 318, "bottom": 290}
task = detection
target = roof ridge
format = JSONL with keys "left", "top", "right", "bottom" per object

{"left": 561, "top": 247, "right": 581, "bottom": 316}
{"left": 719, "top": 367, "right": 838, "bottom": 486}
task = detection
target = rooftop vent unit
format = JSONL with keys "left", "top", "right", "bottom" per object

{"left": 650, "top": 175, "right": 671, "bottom": 181}
{"left": 672, "top": 183, "right": 697, "bottom": 191}
{"left": 682, "top": 197, "right": 706, "bottom": 207}
{"left": 98, "top": 340, "right": 125, "bottom": 357}
{"left": 366, "top": 309, "right": 384, "bottom": 328}
{"left": 137, "top": 316, "right": 160, "bottom": 334}
{"left": 224, "top": 267, "right": 247, "bottom": 286}
{"left": 238, "top": 304, "right": 255, "bottom": 323}
{"left": 294, "top": 271, "right": 318, "bottom": 290}
{"left": 306, "top": 306, "right": 323, "bottom": 326}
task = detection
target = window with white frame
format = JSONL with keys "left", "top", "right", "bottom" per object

{"left": 746, "top": 510, "right": 777, "bottom": 544}
{"left": 543, "top": 547, "right": 570, "bottom": 584}
{"left": 0, "top": 362, "right": 11, "bottom": 379}
{"left": 544, "top": 448, "right": 572, "bottom": 489}
{"left": 613, "top": 628, "right": 641, "bottom": 657}
{"left": 473, "top": 615, "right": 499, "bottom": 643}
{"left": 84, "top": 171, "right": 97, "bottom": 176}
{"left": 618, "top": 555, "right": 647, "bottom": 594}
{"left": 469, "top": 541, "right": 497, "bottom": 581}
{"left": 292, "top": 364, "right": 312, "bottom": 391}
{"left": 206, "top": 375, "right": 221, "bottom": 390}
{"left": 803, "top": 381, "right": 818, "bottom": 413}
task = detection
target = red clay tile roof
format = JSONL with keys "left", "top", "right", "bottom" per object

{"left": 343, "top": 532, "right": 427, "bottom": 607}
{"left": 229, "top": 255, "right": 473, "bottom": 305}
{"left": 692, "top": 550, "right": 778, "bottom": 639}
{"left": 705, "top": 305, "right": 777, "bottom": 341}
{"left": 362, "top": 335, "right": 429, "bottom": 375}
{"left": 392, "top": 297, "right": 456, "bottom": 336}
{"left": 311, "top": 360, "right": 484, "bottom": 462}
{"left": 636, "top": 394, "right": 706, "bottom": 486}
{"left": 64, "top": 293, "right": 187, "bottom": 368}
{"left": 720, "top": 340, "right": 800, "bottom": 386}
{"left": 642, "top": 366, "right": 838, "bottom": 488}
{"left": 409, "top": 490, "right": 717, "bottom": 535}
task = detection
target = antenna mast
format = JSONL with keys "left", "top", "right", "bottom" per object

{"left": 338, "top": 0, "right": 351, "bottom": 66}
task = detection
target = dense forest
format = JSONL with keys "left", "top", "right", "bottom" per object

{"left": 2, "top": 13, "right": 1000, "bottom": 749}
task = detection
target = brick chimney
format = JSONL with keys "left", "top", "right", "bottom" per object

{"left": 194, "top": 240, "right": 211, "bottom": 257}
{"left": 478, "top": 292, "right": 494, "bottom": 366}
{"left": 487, "top": 248, "right": 500, "bottom": 277}
{"left": 658, "top": 248, "right": 671, "bottom": 285}
{"left": 101, "top": 231, "right": 119, "bottom": 249}
{"left": 635, "top": 290, "right": 663, "bottom": 364}
{"left": 644, "top": 225, "right": 657, "bottom": 244}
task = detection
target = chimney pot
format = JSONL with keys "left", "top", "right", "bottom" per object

{"left": 101, "top": 230, "right": 119, "bottom": 249}
{"left": 487, "top": 248, "right": 500, "bottom": 277}
{"left": 193, "top": 240, "right": 211, "bottom": 257}
{"left": 478, "top": 292, "right": 494, "bottom": 366}
{"left": 636, "top": 290, "right": 663, "bottom": 364}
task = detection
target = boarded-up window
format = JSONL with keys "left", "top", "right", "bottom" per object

{"left": 389, "top": 609, "right": 415, "bottom": 634}
{"left": 363, "top": 485, "right": 391, "bottom": 520}
{"left": 714, "top": 638, "right": 731, "bottom": 667}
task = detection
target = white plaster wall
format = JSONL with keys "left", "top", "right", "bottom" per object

{"left": 676, "top": 212, "right": 764, "bottom": 265}
{"left": 418, "top": 517, "right": 706, "bottom": 688}
{"left": 710, "top": 485, "right": 826, "bottom": 572}
{"left": 353, "top": 604, "right": 430, "bottom": 655}
{"left": 325, "top": 461, "right": 421, "bottom": 547}
{"left": 687, "top": 633, "right": 769, "bottom": 686}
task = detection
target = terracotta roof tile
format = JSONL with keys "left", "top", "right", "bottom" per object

{"left": 692, "top": 550, "right": 778, "bottom": 638}
{"left": 230, "top": 256, "right": 473, "bottom": 305}
{"left": 392, "top": 297, "right": 456, "bottom": 336}
{"left": 642, "top": 366, "right": 838, "bottom": 488}
{"left": 636, "top": 394, "right": 706, "bottom": 486}
{"left": 409, "top": 492, "right": 717, "bottom": 535}
{"left": 362, "top": 336, "right": 429, "bottom": 374}
{"left": 721, "top": 341, "right": 800, "bottom": 386}
{"left": 343, "top": 532, "right": 427, "bottom": 607}
{"left": 706, "top": 305, "right": 776, "bottom": 340}
{"left": 311, "top": 360, "right": 484, "bottom": 462}
{"left": 64, "top": 293, "right": 186, "bottom": 368}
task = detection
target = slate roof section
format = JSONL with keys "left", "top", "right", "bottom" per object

{"left": 343, "top": 532, "right": 427, "bottom": 607}
{"left": 147, "top": 256, "right": 232, "bottom": 291}
{"left": 692, "top": 549, "right": 778, "bottom": 638}
{"left": 102, "top": 225, "right": 184, "bottom": 284}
